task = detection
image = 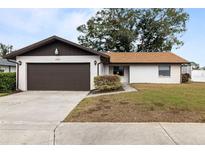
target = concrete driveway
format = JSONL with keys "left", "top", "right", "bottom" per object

{"left": 0, "top": 91, "right": 88, "bottom": 123}
{"left": 0, "top": 91, "right": 88, "bottom": 144}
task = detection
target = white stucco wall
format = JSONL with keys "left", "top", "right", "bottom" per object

{"left": 129, "top": 64, "right": 181, "bottom": 84}
{"left": 17, "top": 56, "right": 101, "bottom": 91}
{"left": 0, "top": 65, "right": 16, "bottom": 72}
{"left": 103, "top": 64, "right": 109, "bottom": 75}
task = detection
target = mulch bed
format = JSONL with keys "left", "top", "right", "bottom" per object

{"left": 88, "top": 87, "right": 124, "bottom": 95}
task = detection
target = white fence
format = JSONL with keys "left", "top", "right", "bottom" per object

{"left": 191, "top": 70, "right": 205, "bottom": 82}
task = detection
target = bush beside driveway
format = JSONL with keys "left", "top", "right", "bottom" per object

{"left": 0, "top": 72, "right": 16, "bottom": 97}
{"left": 0, "top": 72, "right": 16, "bottom": 92}
{"left": 64, "top": 83, "right": 205, "bottom": 122}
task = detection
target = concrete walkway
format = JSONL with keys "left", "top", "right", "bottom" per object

{"left": 87, "top": 84, "right": 137, "bottom": 97}
{"left": 1, "top": 122, "right": 205, "bottom": 145}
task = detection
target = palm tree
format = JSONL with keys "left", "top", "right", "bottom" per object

{"left": 0, "top": 43, "right": 13, "bottom": 57}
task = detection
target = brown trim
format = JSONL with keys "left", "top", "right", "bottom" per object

{"left": 4, "top": 36, "right": 109, "bottom": 59}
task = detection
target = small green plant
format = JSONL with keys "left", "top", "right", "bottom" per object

{"left": 0, "top": 72, "right": 16, "bottom": 92}
{"left": 94, "top": 75, "right": 122, "bottom": 91}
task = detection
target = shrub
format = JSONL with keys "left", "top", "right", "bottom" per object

{"left": 182, "top": 73, "right": 191, "bottom": 83}
{"left": 94, "top": 75, "right": 122, "bottom": 91}
{"left": 0, "top": 72, "right": 16, "bottom": 92}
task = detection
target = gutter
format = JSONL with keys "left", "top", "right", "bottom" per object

{"left": 6, "top": 59, "right": 22, "bottom": 91}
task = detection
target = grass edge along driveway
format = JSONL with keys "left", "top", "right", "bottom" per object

{"left": 64, "top": 83, "right": 205, "bottom": 122}
{"left": 0, "top": 92, "right": 10, "bottom": 97}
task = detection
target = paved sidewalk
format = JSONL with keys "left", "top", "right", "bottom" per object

{"left": 1, "top": 122, "right": 205, "bottom": 144}
{"left": 55, "top": 123, "right": 205, "bottom": 145}
{"left": 0, "top": 122, "right": 56, "bottom": 145}
{"left": 87, "top": 84, "right": 137, "bottom": 97}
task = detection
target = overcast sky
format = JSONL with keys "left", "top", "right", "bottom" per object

{"left": 0, "top": 8, "right": 204, "bottom": 66}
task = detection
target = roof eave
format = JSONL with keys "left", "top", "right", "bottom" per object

{"left": 109, "top": 62, "right": 189, "bottom": 64}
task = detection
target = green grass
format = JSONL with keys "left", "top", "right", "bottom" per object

{"left": 0, "top": 92, "right": 10, "bottom": 97}
{"left": 130, "top": 83, "right": 205, "bottom": 111}
{"left": 64, "top": 83, "right": 205, "bottom": 122}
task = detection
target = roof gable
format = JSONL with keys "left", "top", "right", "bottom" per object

{"left": 4, "top": 36, "right": 109, "bottom": 59}
{"left": 21, "top": 40, "right": 96, "bottom": 56}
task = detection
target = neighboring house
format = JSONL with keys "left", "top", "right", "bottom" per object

{"left": 4, "top": 36, "right": 188, "bottom": 91}
{"left": 0, "top": 58, "right": 16, "bottom": 72}
{"left": 190, "top": 62, "right": 200, "bottom": 70}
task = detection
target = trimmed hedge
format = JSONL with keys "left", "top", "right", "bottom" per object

{"left": 182, "top": 73, "right": 191, "bottom": 83}
{"left": 94, "top": 75, "right": 122, "bottom": 91}
{"left": 0, "top": 72, "right": 16, "bottom": 92}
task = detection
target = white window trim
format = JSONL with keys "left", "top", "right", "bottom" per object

{"left": 158, "top": 64, "right": 171, "bottom": 77}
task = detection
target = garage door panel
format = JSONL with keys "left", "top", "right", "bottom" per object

{"left": 27, "top": 63, "right": 90, "bottom": 91}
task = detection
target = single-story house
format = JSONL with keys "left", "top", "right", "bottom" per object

{"left": 0, "top": 58, "right": 16, "bottom": 72}
{"left": 4, "top": 36, "right": 188, "bottom": 91}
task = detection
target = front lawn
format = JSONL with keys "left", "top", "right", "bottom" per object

{"left": 64, "top": 83, "right": 205, "bottom": 122}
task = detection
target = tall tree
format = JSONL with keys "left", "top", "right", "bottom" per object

{"left": 0, "top": 43, "right": 13, "bottom": 57}
{"left": 77, "top": 8, "right": 189, "bottom": 52}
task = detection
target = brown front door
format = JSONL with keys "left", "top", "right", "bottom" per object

{"left": 27, "top": 63, "right": 90, "bottom": 91}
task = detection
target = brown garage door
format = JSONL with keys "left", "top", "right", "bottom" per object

{"left": 27, "top": 63, "right": 90, "bottom": 91}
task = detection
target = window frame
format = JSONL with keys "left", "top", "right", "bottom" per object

{"left": 113, "top": 66, "right": 124, "bottom": 76}
{"left": 158, "top": 64, "right": 171, "bottom": 77}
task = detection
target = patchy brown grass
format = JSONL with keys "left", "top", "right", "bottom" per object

{"left": 64, "top": 83, "right": 205, "bottom": 122}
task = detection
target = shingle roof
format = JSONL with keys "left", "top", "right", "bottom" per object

{"left": 106, "top": 52, "right": 188, "bottom": 64}
{"left": 0, "top": 58, "right": 16, "bottom": 66}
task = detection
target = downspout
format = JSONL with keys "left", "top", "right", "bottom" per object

{"left": 6, "top": 59, "right": 22, "bottom": 91}
{"left": 97, "top": 62, "right": 102, "bottom": 76}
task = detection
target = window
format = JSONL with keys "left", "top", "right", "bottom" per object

{"left": 159, "top": 65, "right": 171, "bottom": 77}
{"left": 113, "top": 66, "right": 124, "bottom": 76}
